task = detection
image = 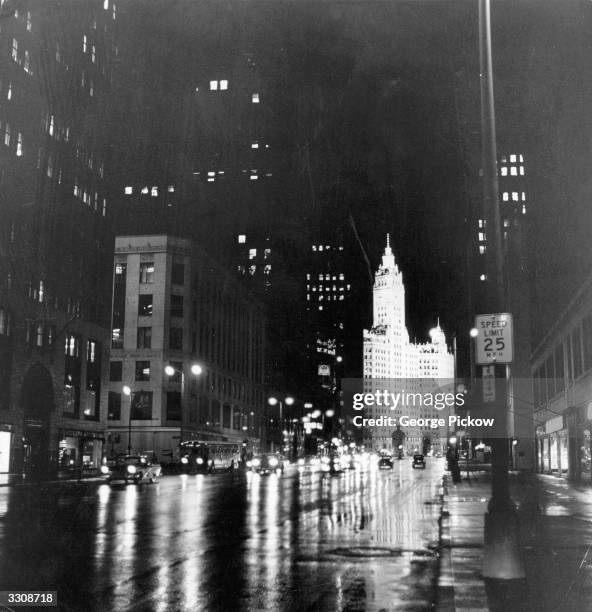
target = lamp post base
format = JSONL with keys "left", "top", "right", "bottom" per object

{"left": 483, "top": 506, "right": 525, "bottom": 579}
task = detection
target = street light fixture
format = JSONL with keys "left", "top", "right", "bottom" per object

{"left": 165, "top": 362, "right": 204, "bottom": 445}
{"left": 122, "top": 385, "right": 132, "bottom": 455}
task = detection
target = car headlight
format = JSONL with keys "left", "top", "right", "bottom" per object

{"left": 196, "top": 457, "right": 204, "bottom": 465}
{"left": 127, "top": 464, "right": 137, "bottom": 474}
{"left": 269, "top": 457, "right": 278, "bottom": 467}
{"left": 246, "top": 460, "right": 252, "bottom": 467}
{"left": 252, "top": 458, "right": 260, "bottom": 467}
{"left": 321, "top": 456, "right": 330, "bottom": 464}
{"left": 181, "top": 457, "right": 189, "bottom": 464}
{"left": 298, "top": 458, "right": 305, "bottom": 466}
{"left": 100, "top": 465, "right": 109, "bottom": 474}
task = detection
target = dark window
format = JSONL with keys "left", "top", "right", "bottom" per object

{"left": 583, "top": 315, "right": 592, "bottom": 372}
{"left": 233, "top": 406, "right": 241, "bottom": 430}
{"left": 573, "top": 326, "right": 583, "bottom": 379}
{"left": 131, "top": 391, "right": 152, "bottom": 420}
{"left": 137, "top": 327, "right": 152, "bottom": 349}
{"left": 545, "top": 355, "right": 555, "bottom": 399}
{"left": 138, "top": 294, "right": 153, "bottom": 317}
{"left": 166, "top": 391, "right": 182, "bottom": 421}
{"left": 139, "top": 262, "right": 154, "bottom": 284}
{"left": 555, "top": 344, "right": 564, "bottom": 393}
{"left": 112, "top": 263, "right": 126, "bottom": 348}
{"left": 169, "top": 327, "right": 183, "bottom": 350}
{"left": 135, "top": 360, "right": 150, "bottom": 381}
{"left": 109, "top": 361, "right": 122, "bottom": 381}
{"left": 170, "top": 294, "right": 183, "bottom": 318}
{"left": 223, "top": 403, "right": 231, "bottom": 428}
{"left": 172, "top": 262, "right": 185, "bottom": 285}
{"left": 108, "top": 391, "right": 121, "bottom": 420}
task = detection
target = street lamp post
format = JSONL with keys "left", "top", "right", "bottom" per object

{"left": 478, "top": 0, "right": 524, "bottom": 579}
{"left": 123, "top": 385, "right": 132, "bottom": 455}
{"left": 268, "top": 395, "right": 294, "bottom": 452}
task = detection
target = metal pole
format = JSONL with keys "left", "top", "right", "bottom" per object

{"left": 128, "top": 405, "right": 132, "bottom": 455}
{"left": 479, "top": 0, "right": 524, "bottom": 579}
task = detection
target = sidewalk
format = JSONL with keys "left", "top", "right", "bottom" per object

{"left": 437, "top": 469, "right": 592, "bottom": 611}
{"left": 0, "top": 472, "right": 104, "bottom": 487}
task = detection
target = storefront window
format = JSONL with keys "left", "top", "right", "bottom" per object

{"left": 581, "top": 430, "right": 592, "bottom": 479}
{"left": 560, "top": 431, "right": 568, "bottom": 473}
{"left": 542, "top": 438, "right": 550, "bottom": 472}
{"left": 550, "top": 435, "right": 559, "bottom": 471}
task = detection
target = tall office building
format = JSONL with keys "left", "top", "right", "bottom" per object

{"left": 0, "top": 1, "right": 120, "bottom": 475}
{"left": 362, "top": 236, "right": 454, "bottom": 452}
{"left": 107, "top": 235, "right": 267, "bottom": 460}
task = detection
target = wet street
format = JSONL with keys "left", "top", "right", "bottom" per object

{"left": 0, "top": 458, "right": 445, "bottom": 611}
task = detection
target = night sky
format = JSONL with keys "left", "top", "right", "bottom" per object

{"left": 117, "top": 0, "right": 592, "bottom": 359}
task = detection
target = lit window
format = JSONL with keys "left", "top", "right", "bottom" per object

{"left": 141, "top": 186, "right": 148, "bottom": 194}
{"left": 264, "top": 249, "right": 271, "bottom": 259}
{"left": 167, "top": 185, "right": 174, "bottom": 192}
{"left": 503, "top": 219, "right": 510, "bottom": 227}
{"left": 112, "top": 3, "right": 116, "bottom": 19}
{"left": 24, "top": 50, "right": 31, "bottom": 73}
{"left": 220, "top": 80, "right": 228, "bottom": 90}
{"left": 238, "top": 234, "right": 246, "bottom": 243}
{"left": 519, "top": 166, "right": 524, "bottom": 176}
{"left": 519, "top": 154, "right": 524, "bottom": 162}
{"left": 251, "top": 142, "right": 259, "bottom": 149}
{"left": 249, "top": 249, "right": 257, "bottom": 260}
{"left": 26, "top": 11, "right": 31, "bottom": 31}
{"left": 478, "top": 232, "right": 486, "bottom": 242}
{"left": 249, "top": 265, "right": 256, "bottom": 275}
{"left": 478, "top": 219, "right": 485, "bottom": 228}
{"left": 510, "top": 166, "right": 517, "bottom": 176}
{"left": 521, "top": 192, "right": 526, "bottom": 201}
{"left": 207, "top": 178, "right": 214, "bottom": 183}
{"left": 210, "top": 80, "right": 218, "bottom": 90}
{"left": 263, "top": 265, "right": 271, "bottom": 275}
{"left": 510, "top": 154, "right": 516, "bottom": 163}
{"left": 56, "top": 42, "right": 61, "bottom": 63}
{"left": 151, "top": 186, "right": 158, "bottom": 197}
{"left": 46, "top": 155, "right": 53, "bottom": 177}
{"left": 16, "top": 132, "right": 22, "bottom": 156}
{"left": 89, "top": 80, "right": 94, "bottom": 97}
{"left": 207, "top": 171, "right": 215, "bottom": 177}
{"left": 480, "top": 274, "right": 487, "bottom": 281}
{"left": 250, "top": 175, "right": 258, "bottom": 180}
{"left": 479, "top": 245, "right": 486, "bottom": 255}
{"left": 4, "top": 123, "right": 10, "bottom": 146}
{"left": 502, "top": 192, "right": 509, "bottom": 201}
{"left": 522, "top": 205, "right": 526, "bottom": 215}
{"left": 500, "top": 167, "right": 507, "bottom": 176}
{"left": 319, "top": 245, "right": 323, "bottom": 251}
{"left": 512, "top": 192, "right": 519, "bottom": 201}
{"left": 7, "top": 82, "right": 12, "bottom": 100}
{"left": 83, "top": 35, "right": 87, "bottom": 52}
{"left": 11, "top": 39, "right": 18, "bottom": 62}
{"left": 124, "top": 186, "right": 133, "bottom": 195}
{"left": 49, "top": 115, "right": 55, "bottom": 136}
{"left": 91, "top": 45, "right": 96, "bottom": 63}
{"left": 103, "top": 0, "right": 109, "bottom": 8}
{"left": 102, "top": 198, "right": 107, "bottom": 216}
{"left": 252, "top": 93, "right": 259, "bottom": 103}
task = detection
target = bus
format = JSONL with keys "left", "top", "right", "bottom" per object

{"left": 179, "top": 440, "right": 242, "bottom": 473}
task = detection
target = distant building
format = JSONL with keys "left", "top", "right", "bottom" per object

{"left": 362, "top": 236, "right": 454, "bottom": 452}
{"left": 106, "top": 235, "right": 266, "bottom": 461}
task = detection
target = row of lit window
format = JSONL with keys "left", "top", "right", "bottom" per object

{"left": 312, "top": 245, "right": 344, "bottom": 252}
{"left": 247, "top": 248, "right": 271, "bottom": 260}
{"left": 1, "top": 121, "right": 24, "bottom": 156}
{"left": 124, "top": 185, "right": 175, "bottom": 196}
{"left": 73, "top": 184, "right": 107, "bottom": 215}
{"left": 237, "top": 265, "right": 271, "bottom": 275}
{"left": 502, "top": 192, "right": 526, "bottom": 203}
{"left": 306, "top": 274, "right": 347, "bottom": 283}
{"left": 82, "top": 36, "right": 97, "bottom": 62}
{"left": 74, "top": 145, "right": 104, "bottom": 178}
{"left": 11, "top": 38, "right": 33, "bottom": 74}
{"left": 500, "top": 166, "right": 525, "bottom": 177}
{"left": 307, "top": 294, "right": 346, "bottom": 301}
{"left": 0, "top": 309, "right": 11, "bottom": 336}
{"left": 103, "top": 0, "right": 117, "bottom": 19}
{"left": 12, "top": 7, "right": 32, "bottom": 31}
{"left": 500, "top": 154, "right": 523, "bottom": 164}
{"left": 307, "top": 285, "right": 348, "bottom": 292}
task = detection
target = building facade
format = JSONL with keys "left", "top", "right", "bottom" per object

{"left": 106, "top": 235, "right": 266, "bottom": 461}
{"left": 0, "top": 1, "right": 120, "bottom": 476}
{"left": 362, "top": 236, "right": 454, "bottom": 453}
{"left": 532, "top": 272, "right": 592, "bottom": 482}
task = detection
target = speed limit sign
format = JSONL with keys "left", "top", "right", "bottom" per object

{"left": 474, "top": 313, "right": 513, "bottom": 365}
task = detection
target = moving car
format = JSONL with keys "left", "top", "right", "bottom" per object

{"left": 102, "top": 455, "right": 162, "bottom": 484}
{"left": 378, "top": 454, "right": 394, "bottom": 469}
{"left": 247, "top": 454, "right": 285, "bottom": 475}
{"left": 412, "top": 454, "right": 426, "bottom": 469}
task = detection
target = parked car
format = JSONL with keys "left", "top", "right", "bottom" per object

{"left": 378, "top": 454, "right": 394, "bottom": 469}
{"left": 412, "top": 454, "right": 426, "bottom": 469}
{"left": 247, "top": 454, "right": 285, "bottom": 475}
{"left": 102, "top": 455, "right": 162, "bottom": 484}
